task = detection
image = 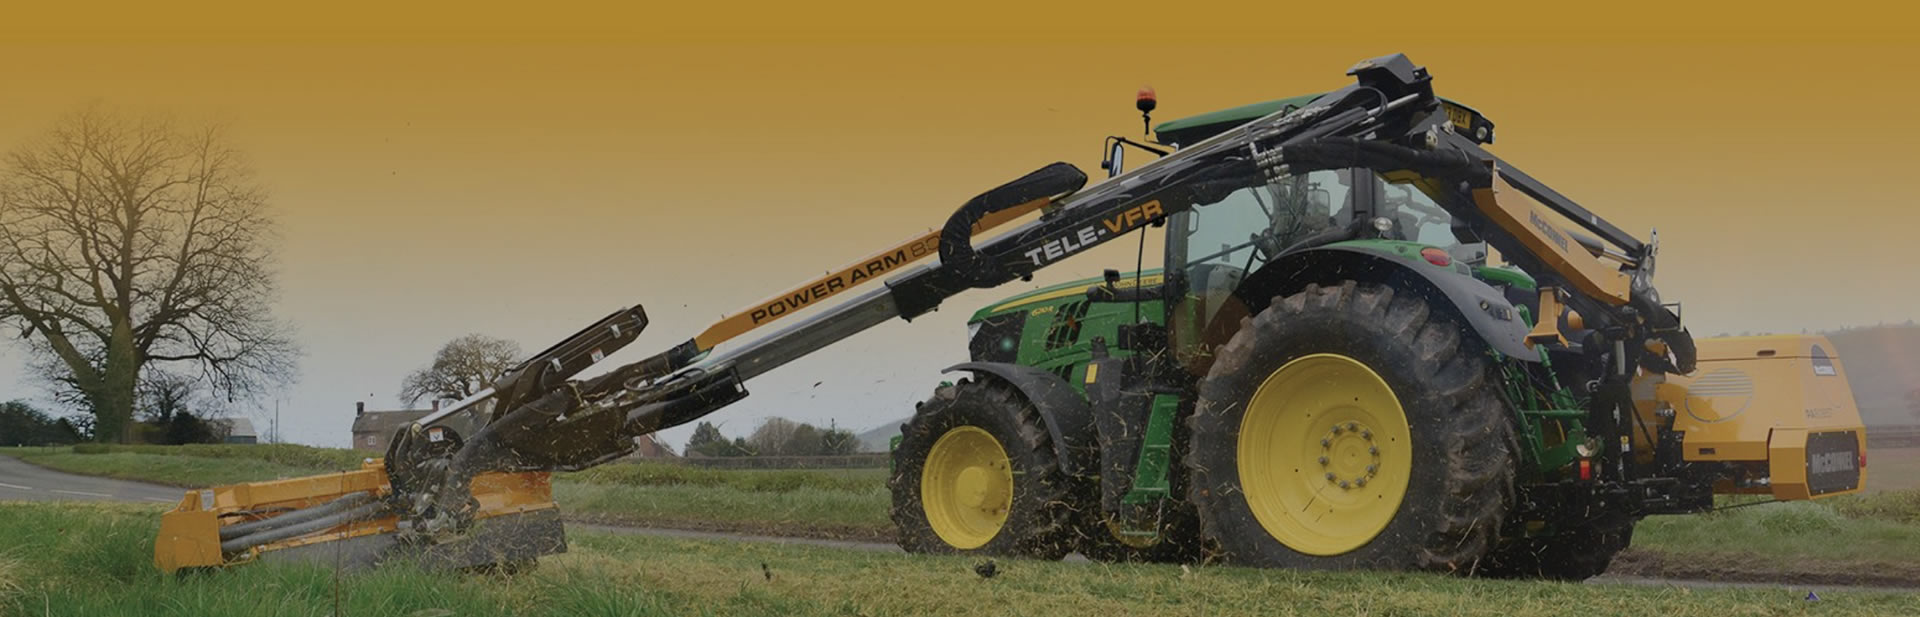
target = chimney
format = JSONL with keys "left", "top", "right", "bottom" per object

{"left": 356, "top": 401, "right": 365, "bottom": 416}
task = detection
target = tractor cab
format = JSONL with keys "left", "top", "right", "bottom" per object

{"left": 1163, "top": 165, "right": 1491, "bottom": 373}
{"left": 1128, "top": 94, "right": 1504, "bottom": 374}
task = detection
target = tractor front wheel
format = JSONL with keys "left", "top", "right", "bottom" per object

{"left": 1185, "top": 281, "right": 1516, "bottom": 572}
{"left": 890, "top": 379, "right": 1075, "bottom": 559}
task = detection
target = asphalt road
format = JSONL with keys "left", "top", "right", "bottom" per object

{"left": 0, "top": 454, "right": 186, "bottom": 504}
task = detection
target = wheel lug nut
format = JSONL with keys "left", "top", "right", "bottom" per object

{"left": 1339, "top": 480, "right": 1351, "bottom": 489}
{"left": 1331, "top": 425, "right": 1344, "bottom": 434}
{"left": 1321, "top": 438, "right": 1332, "bottom": 447}
{"left": 1368, "top": 446, "right": 1379, "bottom": 455}
{"left": 1325, "top": 472, "right": 1337, "bottom": 482}
{"left": 1366, "top": 464, "right": 1377, "bottom": 474}
{"left": 1347, "top": 422, "right": 1359, "bottom": 431}
{"left": 1362, "top": 430, "right": 1372, "bottom": 439}
{"left": 1355, "top": 478, "right": 1367, "bottom": 487}
{"left": 1318, "top": 456, "right": 1329, "bottom": 466}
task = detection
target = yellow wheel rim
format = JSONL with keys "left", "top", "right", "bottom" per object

{"left": 921, "top": 425, "right": 1013, "bottom": 549}
{"left": 1238, "top": 353, "right": 1412, "bottom": 556}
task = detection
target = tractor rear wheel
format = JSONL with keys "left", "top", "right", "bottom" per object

{"left": 889, "top": 379, "right": 1076, "bottom": 559}
{"left": 1185, "top": 281, "right": 1516, "bottom": 572}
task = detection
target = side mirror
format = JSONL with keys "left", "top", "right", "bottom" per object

{"left": 1103, "top": 269, "right": 1122, "bottom": 289}
{"left": 1309, "top": 189, "right": 1332, "bottom": 212}
{"left": 1103, "top": 141, "right": 1127, "bottom": 178}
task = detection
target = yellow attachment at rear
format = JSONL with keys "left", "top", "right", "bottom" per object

{"left": 1633, "top": 335, "right": 1867, "bottom": 501}
{"left": 154, "top": 459, "right": 556, "bottom": 573}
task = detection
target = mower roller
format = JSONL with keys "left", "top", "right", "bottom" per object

{"left": 157, "top": 54, "right": 1867, "bottom": 580}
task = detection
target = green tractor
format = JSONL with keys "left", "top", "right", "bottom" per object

{"left": 152, "top": 55, "right": 1864, "bottom": 578}
{"left": 888, "top": 79, "right": 1867, "bottom": 578}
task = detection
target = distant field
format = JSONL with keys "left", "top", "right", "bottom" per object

{"left": 2, "top": 501, "right": 1913, "bottom": 617}
{"left": 9, "top": 444, "right": 1920, "bottom": 583}
{"left": 1, "top": 445, "right": 896, "bottom": 539}
{"left": 1869, "top": 447, "right": 1920, "bottom": 492}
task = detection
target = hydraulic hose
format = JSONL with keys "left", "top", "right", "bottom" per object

{"left": 219, "top": 500, "right": 392, "bottom": 553}
{"left": 1265, "top": 138, "right": 1490, "bottom": 187}
{"left": 217, "top": 492, "right": 373, "bottom": 540}
{"left": 938, "top": 162, "right": 1088, "bottom": 286}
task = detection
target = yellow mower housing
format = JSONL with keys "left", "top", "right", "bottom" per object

{"left": 155, "top": 459, "right": 564, "bottom": 573}
{"left": 1634, "top": 335, "right": 1868, "bottom": 500}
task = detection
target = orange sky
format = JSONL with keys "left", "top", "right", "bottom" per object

{"left": 1, "top": 2, "right": 1915, "bottom": 446}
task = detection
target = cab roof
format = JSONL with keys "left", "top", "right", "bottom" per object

{"left": 1153, "top": 93, "right": 1323, "bottom": 147}
{"left": 1153, "top": 93, "right": 1491, "bottom": 147}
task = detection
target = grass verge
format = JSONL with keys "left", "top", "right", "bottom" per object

{"left": 1625, "top": 501, "right": 1920, "bottom": 586}
{"left": 554, "top": 481, "right": 890, "bottom": 541}
{"left": 1, "top": 501, "right": 1913, "bottom": 617}
{"left": 4, "top": 446, "right": 899, "bottom": 539}
{"left": 11, "top": 445, "right": 1920, "bottom": 585}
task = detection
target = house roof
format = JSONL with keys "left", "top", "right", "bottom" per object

{"left": 350, "top": 409, "right": 433, "bottom": 435}
{"left": 632, "top": 434, "right": 678, "bottom": 458}
{"left": 212, "top": 417, "right": 257, "bottom": 437}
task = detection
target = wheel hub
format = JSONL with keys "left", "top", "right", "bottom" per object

{"left": 1321, "top": 422, "right": 1382, "bottom": 489}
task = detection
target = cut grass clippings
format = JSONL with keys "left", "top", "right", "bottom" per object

{"left": 10, "top": 445, "right": 1920, "bottom": 587}
{"left": 1, "top": 501, "right": 1914, "bottom": 617}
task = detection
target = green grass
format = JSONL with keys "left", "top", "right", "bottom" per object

{"left": 1, "top": 501, "right": 1912, "bottom": 617}
{"left": 12, "top": 445, "right": 1920, "bottom": 576}
{"left": 4, "top": 446, "right": 897, "bottom": 538}
{"left": 554, "top": 481, "right": 890, "bottom": 539}
{"left": 4, "top": 445, "right": 366, "bottom": 488}
{"left": 565, "top": 462, "right": 887, "bottom": 493}
{"left": 1829, "top": 488, "right": 1920, "bottom": 525}
{"left": 68, "top": 443, "right": 371, "bottom": 470}
{"left": 1634, "top": 500, "right": 1920, "bottom": 568}
{"left": 6, "top": 451, "right": 356, "bottom": 488}
{"left": 5, "top": 445, "right": 885, "bottom": 491}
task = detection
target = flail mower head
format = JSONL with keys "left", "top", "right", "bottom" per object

{"left": 153, "top": 459, "right": 566, "bottom": 573}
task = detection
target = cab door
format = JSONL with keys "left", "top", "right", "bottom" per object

{"left": 1162, "top": 168, "right": 1361, "bottom": 376}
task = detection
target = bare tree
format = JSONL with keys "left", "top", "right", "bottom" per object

{"left": 399, "top": 334, "right": 522, "bottom": 406}
{"left": 138, "top": 370, "right": 202, "bottom": 425}
{"left": 0, "top": 107, "right": 297, "bottom": 442}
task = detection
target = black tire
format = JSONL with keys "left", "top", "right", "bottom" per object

{"left": 889, "top": 378, "right": 1076, "bottom": 559}
{"left": 1481, "top": 517, "right": 1635, "bottom": 580}
{"left": 1184, "top": 280, "right": 1516, "bottom": 572}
